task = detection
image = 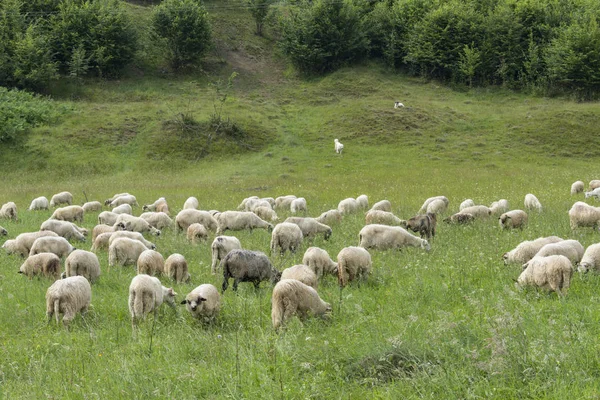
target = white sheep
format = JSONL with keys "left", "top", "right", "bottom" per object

{"left": 459, "top": 199, "right": 475, "bottom": 211}
{"left": 82, "top": 201, "right": 103, "bottom": 213}
{"left": 524, "top": 194, "right": 542, "bottom": 212}
{"left": 183, "top": 196, "right": 199, "bottom": 210}
{"left": 502, "top": 236, "right": 564, "bottom": 265}
{"left": 426, "top": 199, "right": 447, "bottom": 214}
{"left": 253, "top": 206, "right": 278, "bottom": 222}
{"left": 175, "top": 209, "right": 218, "bottom": 232}
{"left": 143, "top": 197, "right": 168, "bottom": 213}
{"left": 104, "top": 192, "right": 130, "bottom": 206}
{"left": 108, "top": 237, "right": 149, "bottom": 267}
{"left": 571, "top": 181, "right": 585, "bottom": 195}
{"left": 0, "top": 202, "right": 17, "bottom": 220}
{"left": 49, "top": 191, "right": 73, "bottom": 207}
{"left": 338, "top": 198, "right": 359, "bottom": 215}
{"left": 275, "top": 195, "right": 297, "bottom": 210}
{"left": 19, "top": 253, "right": 61, "bottom": 279}
{"left": 30, "top": 236, "right": 75, "bottom": 259}
{"left": 371, "top": 200, "right": 392, "bottom": 212}
{"left": 443, "top": 213, "right": 475, "bottom": 224}
{"left": 91, "top": 232, "right": 114, "bottom": 252}
{"left": 187, "top": 223, "right": 208, "bottom": 243}
{"left": 315, "top": 209, "right": 342, "bottom": 225}
{"left": 40, "top": 220, "right": 87, "bottom": 241}
{"left": 584, "top": 187, "right": 600, "bottom": 200}
{"left": 569, "top": 201, "right": 600, "bottom": 229}
{"left": 490, "top": 199, "right": 510, "bottom": 215}
{"left": 359, "top": 224, "right": 430, "bottom": 251}
{"left": 210, "top": 235, "right": 242, "bottom": 275}
{"left": 418, "top": 196, "right": 449, "bottom": 214}
{"left": 498, "top": 210, "right": 528, "bottom": 229}
{"left": 46, "top": 276, "right": 91, "bottom": 327}
{"left": 237, "top": 196, "right": 259, "bottom": 210}
{"left": 577, "top": 243, "right": 600, "bottom": 273}
{"left": 98, "top": 211, "right": 119, "bottom": 226}
{"left": 92, "top": 223, "right": 121, "bottom": 241}
{"left": 458, "top": 205, "right": 492, "bottom": 219}
{"left": 165, "top": 253, "right": 190, "bottom": 283}
{"left": 302, "top": 247, "right": 338, "bottom": 279}
{"left": 50, "top": 205, "right": 84, "bottom": 223}
{"left": 337, "top": 246, "right": 372, "bottom": 287}
{"left": 3, "top": 231, "right": 59, "bottom": 257}
{"left": 112, "top": 204, "right": 132, "bottom": 215}
{"left": 534, "top": 239, "right": 584, "bottom": 265}
{"left": 590, "top": 180, "right": 600, "bottom": 191}
{"left": 108, "top": 231, "right": 156, "bottom": 250}
{"left": 365, "top": 210, "right": 406, "bottom": 226}
{"left": 271, "top": 279, "right": 331, "bottom": 331}
{"left": 356, "top": 194, "right": 369, "bottom": 209}
{"left": 115, "top": 214, "right": 161, "bottom": 236}
{"left": 281, "top": 264, "right": 318, "bottom": 289}
{"left": 64, "top": 250, "right": 101, "bottom": 283}
{"left": 290, "top": 197, "right": 307, "bottom": 214}
{"left": 284, "top": 217, "right": 332, "bottom": 240}
{"left": 246, "top": 199, "right": 272, "bottom": 212}
{"left": 28, "top": 196, "right": 49, "bottom": 211}
{"left": 271, "top": 222, "right": 303, "bottom": 255}
{"left": 129, "top": 274, "right": 177, "bottom": 329}
{"left": 394, "top": 101, "right": 404, "bottom": 108}
{"left": 137, "top": 249, "right": 165, "bottom": 276}
{"left": 109, "top": 194, "right": 138, "bottom": 208}
{"left": 216, "top": 211, "right": 273, "bottom": 234}
{"left": 334, "top": 138, "right": 344, "bottom": 154}
{"left": 517, "top": 255, "right": 573, "bottom": 297}
{"left": 140, "top": 212, "right": 173, "bottom": 230}
{"left": 181, "top": 284, "right": 220, "bottom": 321}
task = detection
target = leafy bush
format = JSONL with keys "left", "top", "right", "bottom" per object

{"left": 247, "top": 0, "right": 274, "bottom": 36}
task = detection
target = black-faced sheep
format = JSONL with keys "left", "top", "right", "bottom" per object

{"left": 499, "top": 210, "right": 528, "bottom": 229}
{"left": 517, "top": 255, "right": 573, "bottom": 297}
{"left": 221, "top": 249, "right": 280, "bottom": 292}
{"left": 271, "top": 279, "right": 331, "bottom": 331}
{"left": 64, "top": 250, "right": 101, "bottom": 283}
{"left": 180, "top": 284, "right": 220, "bottom": 321}
{"left": 210, "top": 236, "right": 242, "bottom": 275}
{"left": 270, "top": 223, "right": 303, "bottom": 255}
{"left": 46, "top": 276, "right": 91, "bottom": 327}
{"left": 359, "top": 224, "right": 430, "bottom": 251}
{"left": 337, "top": 246, "right": 372, "bottom": 287}
{"left": 19, "top": 253, "right": 61, "bottom": 279}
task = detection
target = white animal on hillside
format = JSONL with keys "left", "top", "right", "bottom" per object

{"left": 571, "top": 181, "right": 584, "bottom": 195}
{"left": 418, "top": 196, "right": 449, "bottom": 214}
{"left": 108, "top": 230, "right": 156, "bottom": 250}
{"left": 281, "top": 264, "right": 319, "bottom": 289}
{"left": 165, "top": 253, "right": 190, "bottom": 283}
{"left": 270, "top": 222, "right": 303, "bottom": 255}
{"left": 359, "top": 224, "right": 430, "bottom": 251}
{"left": 109, "top": 194, "right": 138, "bottom": 208}
{"left": 337, "top": 246, "right": 372, "bottom": 287}
{"left": 114, "top": 214, "right": 161, "bottom": 236}
{"left": 356, "top": 194, "right": 369, "bottom": 209}
{"left": 175, "top": 209, "right": 218, "bottom": 232}
{"left": 139, "top": 212, "right": 173, "bottom": 230}
{"left": 137, "top": 249, "right": 165, "bottom": 276}
{"left": 338, "top": 198, "right": 359, "bottom": 215}
{"left": 502, "top": 236, "right": 564, "bottom": 265}
{"left": 108, "top": 237, "right": 149, "bottom": 267}
{"left": 569, "top": 201, "right": 600, "bottom": 230}
{"left": 183, "top": 196, "right": 199, "bottom": 210}
{"left": 128, "top": 274, "right": 176, "bottom": 329}
{"left": 517, "top": 255, "right": 573, "bottom": 297}
{"left": 498, "top": 210, "right": 528, "bottom": 229}
{"left": 524, "top": 194, "right": 542, "bottom": 212}
{"left": 112, "top": 204, "right": 132, "bottom": 215}
{"left": 302, "top": 247, "right": 338, "bottom": 279}
{"left": 334, "top": 139, "right": 344, "bottom": 154}
{"left": 19, "top": 253, "right": 61, "bottom": 279}
{"left": 29, "top": 236, "right": 75, "bottom": 259}
{"left": 63, "top": 250, "right": 101, "bottom": 283}
{"left": 50, "top": 191, "right": 73, "bottom": 207}
{"left": 28, "top": 196, "right": 49, "bottom": 211}
{"left": 590, "top": 180, "right": 600, "bottom": 191}
{"left": 275, "top": 195, "right": 297, "bottom": 210}
{"left": 40, "top": 219, "right": 87, "bottom": 241}
{"left": 210, "top": 236, "right": 242, "bottom": 275}
{"left": 290, "top": 197, "right": 307, "bottom": 214}
{"left": 577, "top": 243, "right": 600, "bottom": 273}
{"left": 459, "top": 199, "right": 475, "bottom": 211}
{"left": 315, "top": 209, "right": 342, "bottom": 225}
{"left": 0, "top": 202, "right": 17, "bottom": 220}
{"left": 394, "top": 101, "right": 404, "bottom": 108}
{"left": 46, "top": 276, "right": 91, "bottom": 327}
{"left": 271, "top": 279, "right": 331, "bottom": 331}
{"left": 82, "top": 201, "right": 103, "bottom": 213}
{"left": 187, "top": 223, "right": 208, "bottom": 243}
{"left": 584, "top": 187, "right": 600, "bottom": 200}
{"left": 2, "top": 231, "right": 58, "bottom": 257}
{"left": 534, "top": 240, "right": 584, "bottom": 265}
{"left": 490, "top": 199, "right": 509, "bottom": 215}
{"left": 216, "top": 211, "right": 272, "bottom": 234}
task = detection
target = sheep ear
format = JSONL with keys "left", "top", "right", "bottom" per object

{"left": 17, "top": 270, "right": 23, "bottom": 274}
{"left": 180, "top": 299, "right": 187, "bottom": 305}
{"left": 198, "top": 296, "right": 207, "bottom": 302}
{"left": 167, "top": 288, "right": 176, "bottom": 296}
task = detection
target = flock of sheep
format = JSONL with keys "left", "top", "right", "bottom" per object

{"left": 3, "top": 179, "right": 600, "bottom": 331}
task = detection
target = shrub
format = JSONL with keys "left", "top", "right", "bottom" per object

{"left": 247, "top": 0, "right": 274, "bottom": 36}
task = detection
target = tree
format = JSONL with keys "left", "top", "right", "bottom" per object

{"left": 247, "top": 0, "right": 274, "bottom": 36}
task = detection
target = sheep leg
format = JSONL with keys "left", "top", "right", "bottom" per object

{"left": 222, "top": 277, "right": 229, "bottom": 293}
{"left": 233, "top": 278, "right": 240, "bottom": 291}
{"left": 253, "top": 280, "right": 261, "bottom": 289}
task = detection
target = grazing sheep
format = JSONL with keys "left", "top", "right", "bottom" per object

{"left": 30, "top": 236, "right": 75, "bottom": 259}
{"left": 281, "top": 264, "right": 318, "bottom": 289}
{"left": 0, "top": 202, "right": 17, "bottom": 220}
{"left": 584, "top": 187, "right": 600, "bottom": 200}
{"left": 64, "top": 250, "right": 101, "bottom": 283}
{"left": 284, "top": 217, "right": 332, "bottom": 240}
{"left": 187, "top": 223, "right": 208, "bottom": 243}
{"left": 337, "top": 246, "right": 372, "bottom": 287}
{"left": 91, "top": 232, "right": 114, "bottom": 252}
{"left": 40, "top": 220, "right": 86, "bottom": 241}
{"left": 316, "top": 209, "right": 342, "bottom": 225}
{"left": 365, "top": 210, "right": 406, "bottom": 226}
{"left": 271, "top": 279, "right": 331, "bottom": 331}
{"left": 571, "top": 181, "right": 584, "bottom": 195}
{"left": 0, "top": 225, "right": 7, "bottom": 235}
{"left": 165, "top": 253, "right": 190, "bottom": 283}
{"left": 502, "top": 236, "right": 564, "bottom": 265}
{"left": 181, "top": 284, "right": 220, "bottom": 321}
{"left": 184, "top": 196, "right": 199, "bottom": 210}
{"left": 302, "top": 247, "right": 338, "bottom": 279}
{"left": 426, "top": 199, "right": 447, "bottom": 215}
{"left": 98, "top": 211, "right": 119, "bottom": 226}
{"left": 334, "top": 138, "right": 344, "bottom": 154}
{"left": 405, "top": 213, "right": 436, "bottom": 239}
{"left": 577, "top": 243, "right": 600, "bottom": 273}
{"left": 356, "top": 194, "right": 369, "bottom": 209}
{"left": 108, "top": 237, "right": 149, "bottom": 267}
{"left": 140, "top": 212, "right": 173, "bottom": 230}
{"left": 109, "top": 194, "right": 138, "bottom": 208}
{"left": 143, "top": 197, "right": 167, "bottom": 212}
{"left": 50, "top": 205, "right": 84, "bottom": 223}
{"left": 524, "top": 194, "right": 542, "bottom": 212}
{"left": 108, "top": 231, "right": 156, "bottom": 250}
{"left": 137, "top": 250, "right": 165, "bottom": 276}
{"left": 568, "top": 201, "right": 600, "bottom": 230}
{"left": 418, "top": 196, "right": 449, "bottom": 214}
{"left": 46, "top": 276, "right": 91, "bottom": 327}
{"left": 371, "top": 200, "right": 392, "bottom": 213}
{"left": 29, "top": 196, "right": 49, "bottom": 211}
{"left": 216, "top": 211, "right": 273, "bottom": 234}
{"left": 490, "top": 199, "right": 510, "bottom": 215}
{"left": 2, "top": 240, "right": 19, "bottom": 255}
{"left": 115, "top": 214, "right": 161, "bottom": 236}
{"left": 499, "top": 210, "right": 528, "bottom": 229}
{"left": 359, "top": 224, "right": 430, "bottom": 251}
{"left": 290, "top": 197, "right": 307, "bottom": 214}
{"left": 3, "top": 231, "right": 59, "bottom": 257}
{"left": 458, "top": 205, "right": 492, "bottom": 219}
{"left": 82, "top": 201, "right": 103, "bottom": 213}
{"left": 443, "top": 213, "right": 475, "bottom": 224}
{"left": 50, "top": 191, "right": 73, "bottom": 207}
{"left": 19, "top": 253, "right": 61, "bottom": 279}
{"left": 459, "top": 199, "right": 475, "bottom": 211}
{"left": 238, "top": 196, "right": 259, "bottom": 210}
{"left": 270, "top": 223, "right": 303, "bottom": 255}
{"left": 338, "top": 198, "right": 359, "bottom": 215}
{"left": 275, "top": 195, "right": 298, "bottom": 210}
{"left": 221, "top": 249, "right": 280, "bottom": 292}
{"left": 129, "top": 274, "right": 177, "bottom": 329}
{"left": 104, "top": 192, "right": 130, "bottom": 206}
{"left": 517, "top": 255, "right": 573, "bottom": 297}
{"left": 254, "top": 206, "right": 278, "bottom": 222}
{"left": 112, "top": 204, "right": 132, "bottom": 215}
{"left": 92, "top": 224, "right": 121, "bottom": 242}
{"left": 394, "top": 101, "right": 404, "bottom": 108}
{"left": 246, "top": 199, "right": 272, "bottom": 212}
{"left": 210, "top": 236, "right": 242, "bottom": 275}
{"left": 590, "top": 180, "right": 600, "bottom": 191}
{"left": 534, "top": 240, "right": 584, "bottom": 265}
{"left": 175, "top": 209, "right": 218, "bottom": 232}
{"left": 209, "top": 210, "right": 221, "bottom": 218}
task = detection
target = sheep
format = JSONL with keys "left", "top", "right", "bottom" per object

{"left": 271, "top": 279, "right": 331, "bottom": 331}
{"left": 111, "top": 204, "right": 132, "bottom": 215}
{"left": 517, "top": 255, "right": 573, "bottom": 297}
{"left": 50, "top": 205, "right": 84, "bottom": 223}
{"left": 405, "top": 213, "right": 436, "bottom": 239}
{"left": 137, "top": 249, "right": 165, "bottom": 276}
{"left": 115, "top": 214, "right": 161, "bottom": 236}
{"left": 261, "top": 197, "right": 276, "bottom": 207}
{"left": 104, "top": 192, "right": 130, "bottom": 205}
{"left": 590, "top": 180, "right": 600, "bottom": 191}
{"left": 281, "top": 264, "right": 318, "bottom": 289}
{"left": 337, "top": 246, "right": 372, "bottom": 287}
{"left": 490, "top": 199, "right": 510, "bottom": 215}
{"left": 359, "top": 224, "right": 430, "bottom": 251}
{"left": 371, "top": 200, "right": 392, "bottom": 213}
{"left": 270, "top": 223, "right": 304, "bottom": 255}
{"left": 571, "top": 181, "right": 584, "bottom": 195}
{"left": 338, "top": 198, "right": 359, "bottom": 215}
{"left": 275, "top": 195, "right": 297, "bottom": 210}
{"left": 98, "top": 211, "right": 119, "bottom": 226}
{"left": 365, "top": 210, "right": 406, "bottom": 226}
{"left": 2, "top": 240, "right": 19, "bottom": 255}
{"left": 30, "top": 236, "right": 75, "bottom": 259}
{"left": 254, "top": 206, "right": 278, "bottom": 222}
{"left": 0, "top": 202, "right": 17, "bottom": 220}
{"left": 0, "top": 225, "right": 7, "bottom": 235}
{"left": 443, "top": 213, "right": 475, "bottom": 224}
{"left": 92, "top": 223, "right": 122, "bottom": 242}
{"left": 524, "top": 194, "right": 542, "bottom": 212}
{"left": 302, "top": 247, "right": 338, "bottom": 279}
{"left": 184, "top": 196, "right": 199, "bottom": 210}
{"left": 209, "top": 210, "right": 221, "bottom": 218}
{"left": 3, "top": 231, "right": 59, "bottom": 257}
{"left": 29, "top": 196, "right": 49, "bottom": 211}
{"left": 221, "top": 249, "right": 280, "bottom": 292}
{"left": 82, "top": 201, "right": 103, "bottom": 213}
{"left": 210, "top": 236, "right": 242, "bottom": 275}
{"left": 502, "top": 236, "right": 564, "bottom": 265}
{"left": 140, "top": 212, "right": 173, "bottom": 230}
{"left": 246, "top": 199, "right": 272, "bottom": 212}
{"left": 18, "top": 253, "right": 61, "bottom": 279}
{"left": 63, "top": 250, "right": 101, "bottom": 283}
{"left": 108, "top": 231, "right": 156, "bottom": 250}
{"left": 459, "top": 199, "right": 475, "bottom": 211}
{"left": 187, "top": 223, "right": 208, "bottom": 244}
{"left": 356, "top": 194, "right": 369, "bottom": 209}
{"left": 290, "top": 197, "right": 307, "bottom": 214}
{"left": 165, "top": 253, "right": 190, "bottom": 283}
{"left": 284, "top": 217, "right": 332, "bottom": 240}
{"left": 534, "top": 240, "right": 584, "bottom": 265}
{"left": 91, "top": 232, "right": 114, "bottom": 252}
{"left": 180, "top": 284, "right": 220, "bottom": 321}
{"left": 418, "top": 196, "right": 449, "bottom": 214}
{"left": 216, "top": 211, "right": 273, "bottom": 234}
{"left": 315, "top": 209, "right": 342, "bottom": 225}
{"left": 237, "top": 196, "right": 259, "bottom": 210}
{"left": 394, "top": 101, "right": 405, "bottom": 108}
{"left": 50, "top": 191, "right": 73, "bottom": 207}
{"left": 426, "top": 199, "right": 447, "bottom": 215}
{"left": 109, "top": 194, "right": 138, "bottom": 208}
{"left": 458, "top": 205, "right": 492, "bottom": 219}
{"left": 175, "top": 209, "right": 218, "bottom": 232}
{"left": 584, "top": 187, "right": 600, "bottom": 200}
{"left": 108, "top": 237, "right": 149, "bottom": 267}
{"left": 499, "top": 210, "right": 528, "bottom": 229}
{"left": 46, "top": 276, "right": 91, "bottom": 327}
{"left": 334, "top": 138, "right": 344, "bottom": 154}
{"left": 40, "top": 220, "right": 86, "bottom": 241}
{"left": 143, "top": 197, "right": 167, "bottom": 213}
{"left": 569, "top": 201, "right": 600, "bottom": 230}
{"left": 129, "top": 274, "right": 177, "bottom": 329}
{"left": 577, "top": 243, "right": 600, "bottom": 273}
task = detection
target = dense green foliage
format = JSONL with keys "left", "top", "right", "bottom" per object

{"left": 247, "top": 0, "right": 274, "bottom": 36}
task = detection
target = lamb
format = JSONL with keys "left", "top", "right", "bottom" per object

{"left": 284, "top": 217, "right": 332, "bottom": 240}
{"left": 315, "top": 209, "right": 342, "bottom": 225}
{"left": 443, "top": 213, "right": 475, "bottom": 224}
{"left": 584, "top": 187, "right": 600, "bottom": 200}
{"left": 275, "top": 195, "right": 297, "bottom": 210}
{"left": 338, "top": 198, "right": 359, "bottom": 215}
{"left": 49, "top": 191, "right": 73, "bottom": 207}
{"left": 502, "top": 236, "right": 564, "bottom": 265}
{"left": 490, "top": 199, "right": 510, "bottom": 215}
{"left": 568, "top": 201, "right": 600, "bottom": 230}
{"left": 270, "top": 222, "right": 304, "bottom": 255}
{"left": 457, "top": 205, "right": 492, "bottom": 219}
{"left": 281, "top": 264, "right": 319, "bottom": 289}
{"left": 0, "top": 225, "right": 7, "bottom": 235}
{"left": 590, "top": 180, "right": 600, "bottom": 191}
{"left": 524, "top": 194, "right": 542, "bottom": 212}
{"left": 0, "top": 202, "right": 17, "bottom": 220}
{"left": 498, "top": 210, "right": 528, "bottom": 229}
{"left": 517, "top": 255, "right": 573, "bottom": 297}
{"left": 111, "top": 204, "right": 132, "bottom": 215}
{"left": 302, "top": 247, "right": 338, "bottom": 278}
{"left": 137, "top": 249, "right": 165, "bottom": 276}
{"left": 175, "top": 209, "right": 218, "bottom": 232}
{"left": 143, "top": 197, "right": 169, "bottom": 214}
{"left": 108, "top": 237, "right": 149, "bottom": 267}
{"left": 533, "top": 240, "right": 584, "bottom": 265}
{"left": 128, "top": 274, "right": 177, "bottom": 329}
{"left": 115, "top": 214, "right": 161, "bottom": 236}
{"left": 337, "top": 246, "right": 372, "bottom": 287}
{"left": 290, "top": 197, "right": 307, "bottom": 214}
{"left": 46, "top": 276, "right": 91, "bottom": 327}
{"left": 356, "top": 194, "right": 369, "bottom": 209}
{"left": 186, "top": 223, "right": 208, "bottom": 243}
{"left": 365, "top": 210, "right": 406, "bottom": 226}
{"left": 50, "top": 205, "right": 84, "bottom": 223}
{"left": 216, "top": 211, "right": 273, "bottom": 234}
{"left": 571, "top": 181, "right": 584, "bottom": 195}
{"left": 210, "top": 236, "right": 242, "bottom": 275}
{"left": 459, "top": 199, "right": 475, "bottom": 211}
{"left": 271, "top": 279, "right": 331, "bottom": 331}
{"left": 253, "top": 206, "right": 278, "bottom": 222}
{"left": 109, "top": 194, "right": 138, "bottom": 208}
{"left": 418, "top": 196, "right": 449, "bottom": 214}
{"left": 180, "top": 284, "right": 220, "bottom": 321}
{"left": 30, "top": 236, "right": 75, "bottom": 259}
{"left": 371, "top": 200, "right": 392, "bottom": 213}
{"left": 221, "top": 249, "right": 280, "bottom": 292}
{"left": 91, "top": 232, "right": 114, "bottom": 251}
{"left": 183, "top": 196, "right": 199, "bottom": 210}
{"left": 405, "top": 213, "right": 436, "bottom": 239}
{"left": 577, "top": 243, "right": 600, "bottom": 273}
{"left": 334, "top": 138, "right": 344, "bottom": 154}
{"left": 40, "top": 219, "right": 87, "bottom": 241}
{"left": 98, "top": 211, "right": 119, "bottom": 226}
{"left": 18, "top": 253, "right": 61, "bottom": 279}
{"left": 82, "top": 201, "right": 103, "bottom": 213}
{"left": 140, "top": 212, "right": 173, "bottom": 230}
{"left": 3, "top": 231, "right": 59, "bottom": 257}
{"left": 165, "top": 253, "right": 190, "bottom": 283}
{"left": 28, "top": 196, "right": 49, "bottom": 211}
{"left": 359, "top": 224, "right": 430, "bottom": 251}
{"left": 63, "top": 250, "right": 101, "bottom": 283}
{"left": 104, "top": 192, "right": 130, "bottom": 206}
{"left": 426, "top": 199, "right": 447, "bottom": 215}
{"left": 108, "top": 231, "right": 156, "bottom": 250}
